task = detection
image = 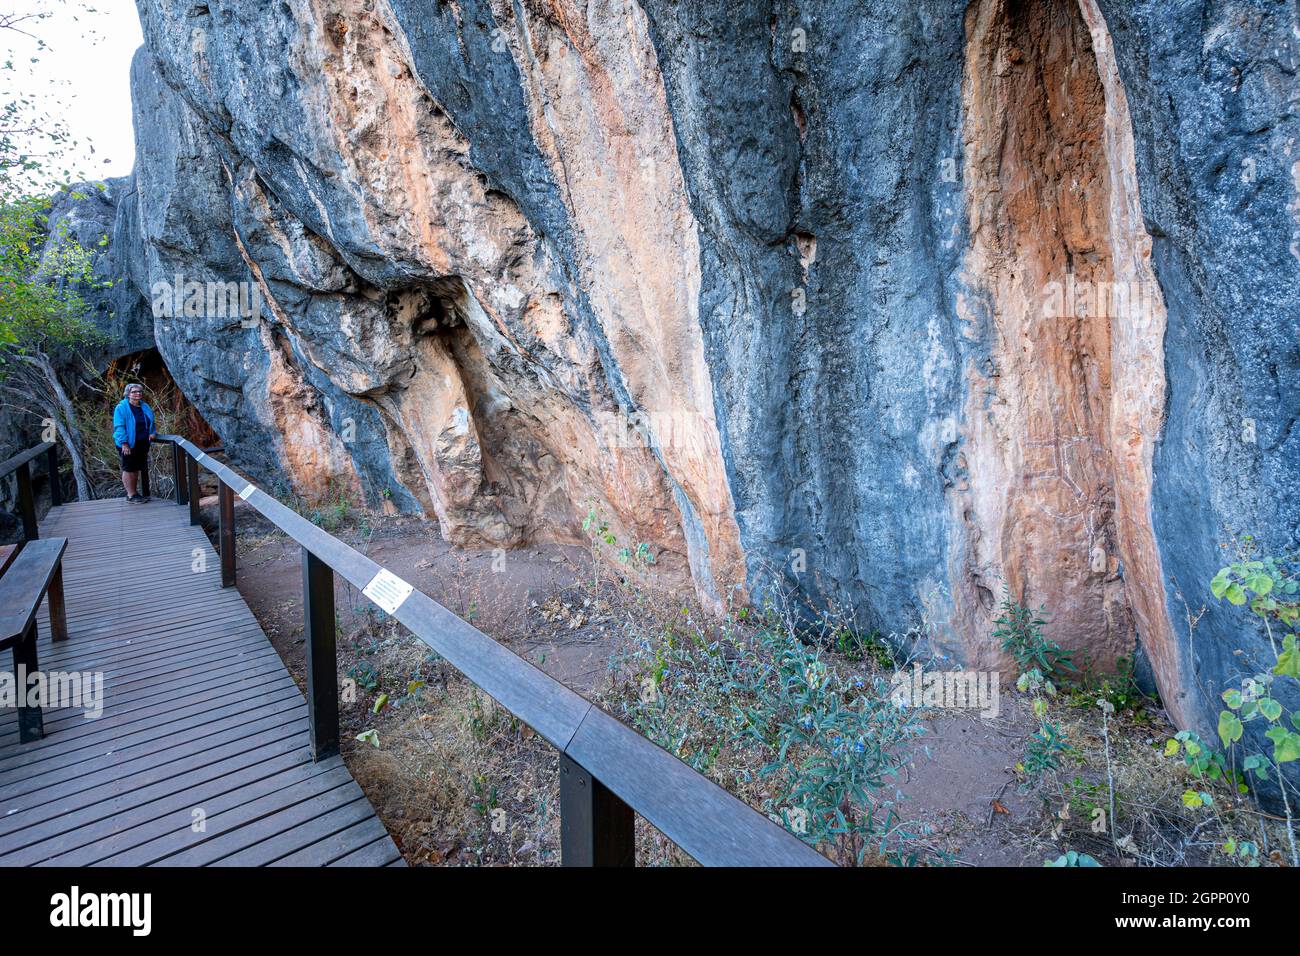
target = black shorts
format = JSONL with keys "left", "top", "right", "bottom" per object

{"left": 120, "top": 441, "right": 149, "bottom": 473}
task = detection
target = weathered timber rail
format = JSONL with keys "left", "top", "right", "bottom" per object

{"left": 154, "top": 434, "right": 832, "bottom": 867}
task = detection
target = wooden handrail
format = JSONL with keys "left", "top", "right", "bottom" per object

{"left": 0, "top": 442, "right": 53, "bottom": 481}
{"left": 1, "top": 442, "right": 62, "bottom": 544}
{"left": 157, "top": 433, "right": 833, "bottom": 868}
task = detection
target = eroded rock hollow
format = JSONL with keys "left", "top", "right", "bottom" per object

{"left": 63, "top": 0, "right": 1299, "bottom": 745}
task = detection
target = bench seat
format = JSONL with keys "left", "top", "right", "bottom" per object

{"left": 0, "top": 537, "right": 69, "bottom": 742}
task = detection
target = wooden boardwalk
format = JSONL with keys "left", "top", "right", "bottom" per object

{"left": 0, "top": 496, "right": 404, "bottom": 866}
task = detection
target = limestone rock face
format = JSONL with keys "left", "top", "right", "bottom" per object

{"left": 43, "top": 178, "right": 155, "bottom": 365}
{"left": 74, "top": 1, "right": 1296, "bottom": 745}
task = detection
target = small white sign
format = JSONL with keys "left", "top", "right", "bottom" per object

{"left": 362, "top": 568, "right": 414, "bottom": 615}
{"left": 195, "top": 452, "right": 207, "bottom": 463}
{"left": 238, "top": 483, "right": 256, "bottom": 500}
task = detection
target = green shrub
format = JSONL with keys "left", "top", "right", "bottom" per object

{"left": 1022, "top": 721, "right": 1071, "bottom": 775}
{"left": 608, "top": 603, "right": 923, "bottom": 865}
{"left": 993, "top": 591, "right": 1075, "bottom": 679}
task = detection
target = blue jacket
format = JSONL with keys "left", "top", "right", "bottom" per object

{"left": 113, "top": 399, "right": 156, "bottom": 448}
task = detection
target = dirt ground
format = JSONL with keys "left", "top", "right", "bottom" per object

{"left": 195, "top": 498, "right": 1275, "bottom": 868}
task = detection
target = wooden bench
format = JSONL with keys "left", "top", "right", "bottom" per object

{"left": 0, "top": 538, "right": 69, "bottom": 742}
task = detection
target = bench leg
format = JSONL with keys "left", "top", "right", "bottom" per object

{"left": 48, "top": 564, "right": 68, "bottom": 642}
{"left": 15, "top": 620, "right": 44, "bottom": 743}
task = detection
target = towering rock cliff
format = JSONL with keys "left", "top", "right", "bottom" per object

{"left": 75, "top": 0, "right": 1297, "bottom": 748}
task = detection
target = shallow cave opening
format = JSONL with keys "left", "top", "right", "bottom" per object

{"left": 87, "top": 347, "right": 220, "bottom": 499}
{"left": 2, "top": 346, "right": 220, "bottom": 542}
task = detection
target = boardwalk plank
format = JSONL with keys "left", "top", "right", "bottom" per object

{"left": 0, "top": 497, "right": 399, "bottom": 867}
{"left": 273, "top": 816, "right": 392, "bottom": 867}
{"left": 328, "top": 834, "right": 403, "bottom": 867}
{"left": 14, "top": 748, "right": 323, "bottom": 865}
{"left": 97, "top": 765, "right": 358, "bottom": 867}
{"left": 204, "top": 792, "right": 375, "bottom": 867}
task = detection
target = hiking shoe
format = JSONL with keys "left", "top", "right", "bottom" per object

{"left": 128, "top": 494, "right": 144, "bottom": 503}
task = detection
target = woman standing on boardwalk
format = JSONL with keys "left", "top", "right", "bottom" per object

{"left": 113, "top": 383, "right": 156, "bottom": 503}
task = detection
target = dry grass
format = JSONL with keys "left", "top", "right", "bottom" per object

{"left": 231, "top": 514, "right": 1294, "bottom": 868}
{"left": 323, "top": 558, "right": 929, "bottom": 866}
{"left": 330, "top": 608, "right": 702, "bottom": 866}
{"left": 988, "top": 685, "right": 1292, "bottom": 867}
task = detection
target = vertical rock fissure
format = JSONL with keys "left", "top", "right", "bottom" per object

{"left": 955, "top": 0, "right": 1173, "bottom": 689}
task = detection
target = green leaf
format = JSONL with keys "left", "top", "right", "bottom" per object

{"left": 1218, "top": 711, "right": 1244, "bottom": 748}
{"left": 372, "top": 693, "right": 389, "bottom": 714}
{"left": 1259, "top": 698, "right": 1283, "bottom": 722}
{"left": 1222, "top": 688, "right": 1243, "bottom": 710}
{"left": 1210, "top": 572, "right": 1230, "bottom": 600}
{"left": 1266, "top": 727, "right": 1300, "bottom": 763}
{"left": 1274, "top": 634, "right": 1300, "bottom": 678}
{"left": 1243, "top": 754, "right": 1269, "bottom": 778}
{"left": 1246, "top": 573, "right": 1273, "bottom": 596}
{"left": 1182, "top": 789, "right": 1204, "bottom": 808}
{"left": 1163, "top": 738, "right": 1180, "bottom": 757}
{"left": 1225, "top": 583, "right": 1247, "bottom": 606}
{"left": 355, "top": 729, "right": 380, "bottom": 747}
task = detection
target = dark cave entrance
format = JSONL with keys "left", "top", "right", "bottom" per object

{"left": 93, "top": 347, "right": 220, "bottom": 499}
{"left": 1, "top": 347, "right": 219, "bottom": 542}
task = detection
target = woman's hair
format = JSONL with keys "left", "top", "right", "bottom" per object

{"left": 124, "top": 383, "right": 144, "bottom": 397}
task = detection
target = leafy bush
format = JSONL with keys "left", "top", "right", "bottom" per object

{"left": 1164, "top": 549, "right": 1299, "bottom": 867}
{"left": 607, "top": 602, "right": 923, "bottom": 865}
{"left": 1205, "top": 553, "right": 1299, "bottom": 865}
{"left": 1021, "top": 721, "right": 1071, "bottom": 775}
{"left": 833, "top": 627, "right": 896, "bottom": 670}
{"left": 993, "top": 591, "right": 1075, "bottom": 679}
{"left": 1045, "top": 850, "right": 1100, "bottom": 867}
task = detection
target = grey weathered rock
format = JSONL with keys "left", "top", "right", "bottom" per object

{"left": 43, "top": 177, "right": 155, "bottom": 365}
{"left": 46, "top": 1, "right": 1299, "bottom": 770}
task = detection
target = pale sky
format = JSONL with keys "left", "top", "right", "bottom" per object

{"left": 3, "top": 0, "right": 143, "bottom": 184}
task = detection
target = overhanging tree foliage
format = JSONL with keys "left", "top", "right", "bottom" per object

{"left": 0, "top": 3, "right": 110, "bottom": 500}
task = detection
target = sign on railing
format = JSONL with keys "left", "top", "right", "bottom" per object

{"left": 155, "top": 434, "right": 833, "bottom": 868}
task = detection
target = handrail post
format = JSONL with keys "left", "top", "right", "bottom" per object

{"left": 187, "top": 454, "right": 200, "bottom": 526}
{"left": 16, "top": 461, "right": 37, "bottom": 542}
{"left": 140, "top": 449, "right": 150, "bottom": 499}
{"left": 14, "top": 620, "right": 43, "bottom": 742}
{"left": 302, "top": 547, "right": 339, "bottom": 761}
{"left": 173, "top": 442, "right": 188, "bottom": 506}
{"left": 45, "top": 444, "right": 61, "bottom": 507}
{"left": 560, "top": 754, "right": 635, "bottom": 866}
{"left": 219, "top": 481, "right": 236, "bottom": 588}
